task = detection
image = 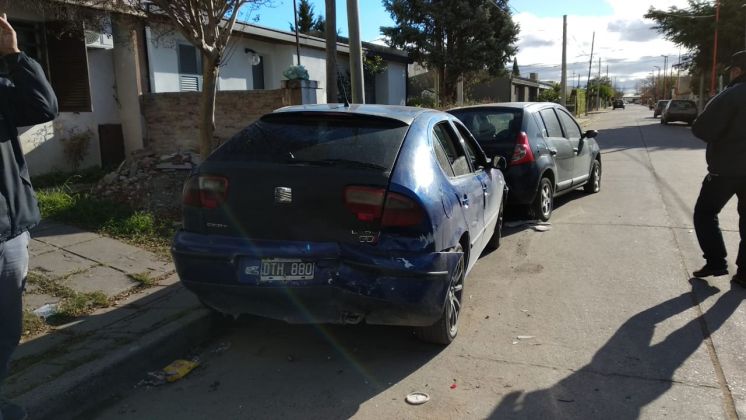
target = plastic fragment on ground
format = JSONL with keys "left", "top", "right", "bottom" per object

{"left": 163, "top": 359, "right": 199, "bottom": 382}
{"left": 405, "top": 392, "right": 430, "bottom": 405}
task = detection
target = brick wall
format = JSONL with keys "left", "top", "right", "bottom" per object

{"left": 141, "top": 89, "right": 292, "bottom": 154}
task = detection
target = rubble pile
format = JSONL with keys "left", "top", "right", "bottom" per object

{"left": 93, "top": 149, "right": 201, "bottom": 218}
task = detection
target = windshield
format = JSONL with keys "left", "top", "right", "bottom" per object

{"left": 209, "top": 113, "right": 409, "bottom": 170}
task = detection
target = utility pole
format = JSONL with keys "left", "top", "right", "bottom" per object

{"left": 585, "top": 32, "right": 595, "bottom": 115}
{"left": 292, "top": 0, "right": 301, "bottom": 65}
{"left": 560, "top": 15, "right": 567, "bottom": 107}
{"left": 325, "top": 0, "right": 338, "bottom": 103}
{"left": 346, "top": 0, "right": 365, "bottom": 103}
{"left": 597, "top": 57, "right": 602, "bottom": 110}
{"left": 710, "top": 0, "right": 721, "bottom": 96}
{"left": 661, "top": 55, "right": 668, "bottom": 100}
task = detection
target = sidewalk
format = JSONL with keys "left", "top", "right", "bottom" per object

{"left": 5, "top": 221, "right": 211, "bottom": 420}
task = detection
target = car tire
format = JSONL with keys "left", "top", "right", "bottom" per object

{"left": 528, "top": 177, "right": 553, "bottom": 222}
{"left": 584, "top": 160, "right": 601, "bottom": 194}
{"left": 416, "top": 244, "right": 465, "bottom": 345}
{"left": 486, "top": 193, "right": 505, "bottom": 250}
{"left": 687, "top": 119, "right": 694, "bottom": 126}
{"left": 661, "top": 118, "right": 667, "bottom": 125}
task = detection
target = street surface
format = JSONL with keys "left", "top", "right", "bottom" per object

{"left": 92, "top": 105, "right": 746, "bottom": 419}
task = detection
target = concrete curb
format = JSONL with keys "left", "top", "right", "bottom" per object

{"left": 19, "top": 307, "right": 212, "bottom": 420}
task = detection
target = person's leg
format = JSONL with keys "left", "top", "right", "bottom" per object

{"left": 693, "top": 175, "right": 735, "bottom": 271}
{"left": 734, "top": 183, "right": 746, "bottom": 280}
{"left": 0, "top": 232, "right": 29, "bottom": 391}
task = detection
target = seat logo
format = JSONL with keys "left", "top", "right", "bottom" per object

{"left": 275, "top": 187, "right": 292, "bottom": 204}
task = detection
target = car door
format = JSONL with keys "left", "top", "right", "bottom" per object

{"left": 556, "top": 108, "right": 592, "bottom": 185}
{"left": 452, "top": 120, "right": 500, "bottom": 253}
{"left": 537, "top": 108, "right": 574, "bottom": 190}
{"left": 432, "top": 121, "right": 486, "bottom": 262}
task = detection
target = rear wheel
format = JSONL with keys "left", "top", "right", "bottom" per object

{"left": 584, "top": 160, "right": 601, "bottom": 194}
{"left": 486, "top": 194, "right": 505, "bottom": 250}
{"left": 528, "top": 177, "right": 553, "bottom": 222}
{"left": 660, "top": 117, "right": 667, "bottom": 125}
{"left": 416, "top": 245, "right": 465, "bottom": 345}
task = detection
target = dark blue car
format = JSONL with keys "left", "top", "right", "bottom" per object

{"left": 172, "top": 104, "right": 507, "bottom": 344}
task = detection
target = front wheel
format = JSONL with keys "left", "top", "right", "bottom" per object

{"left": 528, "top": 177, "right": 553, "bottom": 222}
{"left": 584, "top": 160, "right": 601, "bottom": 194}
{"left": 416, "top": 245, "right": 465, "bottom": 345}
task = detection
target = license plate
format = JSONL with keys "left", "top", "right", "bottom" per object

{"left": 258, "top": 258, "right": 315, "bottom": 281}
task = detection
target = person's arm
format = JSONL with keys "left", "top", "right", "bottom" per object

{"left": 692, "top": 90, "right": 735, "bottom": 144}
{"left": 0, "top": 14, "right": 58, "bottom": 128}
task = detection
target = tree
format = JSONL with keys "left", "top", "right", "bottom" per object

{"left": 382, "top": 0, "right": 519, "bottom": 104}
{"left": 537, "top": 83, "right": 560, "bottom": 103}
{"left": 645, "top": 1, "right": 746, "bottom": 83}
{"left": 290, "top": 0, "right": 326, "bottom": 37}
{"left": 512, "top": 58, "right": 520, "bottom": 77}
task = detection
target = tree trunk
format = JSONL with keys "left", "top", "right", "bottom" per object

{"left": 199, "top": 55, "right": 220, "bottom": 159}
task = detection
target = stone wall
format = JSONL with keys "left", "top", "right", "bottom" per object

{"left": 141, "top": 89, "right": 292, "bottom": 154}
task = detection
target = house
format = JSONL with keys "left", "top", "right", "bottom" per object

{"left": 5, "top": 3, "right": 410, "bottom": 176}
{"left": 468, "top": 73, "right": 555, "bottom": 103}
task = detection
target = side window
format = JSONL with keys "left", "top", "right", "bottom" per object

{"left": 433, "top": 136, "right": 455, "bottom": 177}
{"left": 539, "top": 109, "right": 564, "bottom": 138}
{"left": 433, "top": 122, "right": 470, "bottom": 177}
{"left": 453, "top": 121, "right": 485, "bottom": 171}
{"left": 557, "top": 109, "right": 582, "bottom": 141}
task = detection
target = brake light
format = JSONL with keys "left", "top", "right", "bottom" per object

{"left": 182, "top": 175, "right": 229, "bottom": 209}
{"left": 511, "top": 131, "right": 535, "bottom": 166}
{"left": 344, "top": 186, "right": 425, "bottom": 227}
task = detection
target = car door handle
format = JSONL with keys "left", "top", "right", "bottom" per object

{"left": 572, "top": 147, "right": 579, "bottom": 153}
{"left": 461, "top": 194, "right": 469, "bottom": 207}
{"left": 548, "top": 148, "right": 558, "bottom": 156}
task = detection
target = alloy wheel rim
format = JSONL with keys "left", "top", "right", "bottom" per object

{"left": 541, "top": 184, "right": 551, "bottom": 217}
{"left": 594, "top": 166, "right": 600, "bottom": 191}
{"left": 448, "top": 255, "right": 464, "bottom": 336}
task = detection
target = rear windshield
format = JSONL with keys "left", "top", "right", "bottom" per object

{"left": 669, "top": 101, "right": 696, "bottom": 110}
{"left": 449, "top": 108, "right": 522, "bottom": 144}
{"left": 209, "top": 113, "right": 409, "bottom": 170}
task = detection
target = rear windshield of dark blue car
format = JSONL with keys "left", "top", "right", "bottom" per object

{"left": 209, "top": 113, "right": 409, "bottom": 170}
{"left": 449, "top": 108, "right": 522, "bottom": 145}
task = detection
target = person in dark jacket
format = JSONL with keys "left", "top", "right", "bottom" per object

{"left": 0, "top": 14, "right": 58, "bottom": 420}
{"left": 691, "top": 50, "right": 746, "bottom": 287}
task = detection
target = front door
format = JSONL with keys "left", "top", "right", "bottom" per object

{"left": 557, "top": 108, "right": 592, "bottom": 185}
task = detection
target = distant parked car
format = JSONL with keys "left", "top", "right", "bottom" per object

{"left": 612, "top": 99, "right": 625, "bottom": 109}
{"left": 172, "top": 104, "right": 508, "bottom": 345}
{"left": 661, "top": 99, "right": 698, "bottom": 125}
{"left": 653, "top": 100, "right": 670, "bottom": 118}
{"left": 448, "top": 102, "right": 601, "bottom": 222}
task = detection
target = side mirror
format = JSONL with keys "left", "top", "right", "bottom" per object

{"left": 492, "top": 156, "right": 507, "bottom": 171}
{"left": 582, "top": 129, "right": 598, "bottom": 139}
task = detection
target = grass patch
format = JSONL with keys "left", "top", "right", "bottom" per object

{"left": 31, "top": 167, "right": 110, "bottom": 190}
{"left": 36, "top": 189, "right": 176, "bottom": 255}
{"left": 129, "top": 272, "right": 157, "bottom": 288}
{"left": 22, "top": 311, "right": 48, "bottom": 337}
{"left": 55, "top": 292, "right": 109, "bottom": 319}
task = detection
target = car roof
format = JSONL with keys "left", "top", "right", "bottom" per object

{"left": 273, "top": 104, "right": 435, "bottom": 125}
{"left": 449, "top": 102, "right": 566, "bottom": 113}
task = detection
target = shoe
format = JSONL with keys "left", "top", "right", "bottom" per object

{"left": 693, "top": 265, "right": 729, "bottom": 278}
{"left": 0, "top": 397, "right": 28, "bottom": 420}
{"left": 732, "top": 272, "right": 746, "bottom": 288}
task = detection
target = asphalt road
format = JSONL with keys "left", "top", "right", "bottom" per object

{"left": 92, "top": 104, "right": 746, "bottom": 420}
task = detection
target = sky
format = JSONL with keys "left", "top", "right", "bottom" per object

{"left": 245, "top": 0, "right": 692, "bottom": 94}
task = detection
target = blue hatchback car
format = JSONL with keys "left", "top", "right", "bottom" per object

{"left": 172, "top": 104, "right": 507, "bottom": 344}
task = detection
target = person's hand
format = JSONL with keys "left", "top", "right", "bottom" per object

{"left": 0, "top": 14, "right": 20, "bottom": 56}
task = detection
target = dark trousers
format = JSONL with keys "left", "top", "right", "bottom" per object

{"left": 0, "top": 232, "right": 29, "bottom": 393}
{"left": 693, "top": 175, "right": 746, "bottom": 271}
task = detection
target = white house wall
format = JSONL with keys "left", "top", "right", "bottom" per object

{"left": 375, "top": 62, "right": 406, "bottom": 106}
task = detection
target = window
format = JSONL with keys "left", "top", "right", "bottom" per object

{"left": 45, "top": 22, "right": 92, "bottom": 113}
{"left": 557, "top": 109, "right": 582, "bottom": 141}
{"left": 449, "top": 108, "right": 521, "bottom": 144}
{"left": 433, "top": 136, "right": 455, "bottom": 178}
{"left": 178, "top": 44, "right": 202, "bottom": 92}
{"left": 433, "top": 122, "right": 470, "bottom": 177}
{"left": 252, "top": 57, "right": 265, "bottom": 90}
{"left": 453, "top": 121, "right": 485, "bottom": 171}
{"left": 538, "top": 108, "right": 563, "bottom": 138}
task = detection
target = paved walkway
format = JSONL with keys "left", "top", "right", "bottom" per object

{"left": 5, "top": 221, "right": 210, "bottom": 420}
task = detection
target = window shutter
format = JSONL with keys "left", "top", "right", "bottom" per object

{"left": 45, "top": 22, "right": 92, "bottom": 113}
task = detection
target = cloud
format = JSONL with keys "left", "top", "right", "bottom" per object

{"left": 519, "top": 35, "right": 555, "bottom": 49}
{"left": 607, "top": 19, "right": 659, "bottom": 42}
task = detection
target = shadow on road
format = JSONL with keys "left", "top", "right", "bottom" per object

{"left": 488, "top": 278, "right": 745, "bottom": 419}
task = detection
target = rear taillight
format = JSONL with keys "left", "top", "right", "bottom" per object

{"left": 344, "top": 186, "right": 425, "bottom": 227}
{"left": 182, "top": 175, "right": 229, "bottom": 209}
{"left": 510, "top": 131, "right": 535, "bottom": 166}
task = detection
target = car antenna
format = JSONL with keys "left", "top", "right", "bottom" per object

{"left": 340, "top": 79, "right": 351, "bottom": 108}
